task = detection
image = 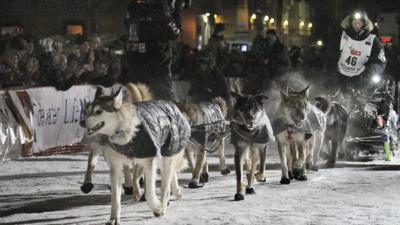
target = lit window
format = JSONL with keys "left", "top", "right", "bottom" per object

{"left": 66, "top": 25, "right": 83, "bottom": 35}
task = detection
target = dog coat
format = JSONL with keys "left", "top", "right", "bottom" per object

{"left": 231, "top": 114, "right": 274, "bottom": 143}
{"left": 306, "top": 103, "right": 326, "bottom": 132}
{"left": 191, "top": 102, "right": 226, "bottom": 144}
{"left": 109, "top": 101, "right": 190, "bottom": 158}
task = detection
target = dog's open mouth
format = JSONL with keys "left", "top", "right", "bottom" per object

{"left": 245, "top": 123, "right": 256, "bottom": 130}
{"left": 291, "top": 115, "right": 303, "bottom": 127}
{"left": 87, "top": 122, "right": 105, "bottom": 135}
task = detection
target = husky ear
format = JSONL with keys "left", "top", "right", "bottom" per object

{"left": 280, "top": 90, "right": 289, "bottom": 102}
{"left": 301, "top": 85, "right": 310, "bottom": 98}
{"left": 113, "top": 88, "right": 123, "bottom": 109}
{"left": 95, "top": 87, "right": 103, "bottom": 98}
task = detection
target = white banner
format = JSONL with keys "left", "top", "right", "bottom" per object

{"left": 8, "top": 86, "right": 97, "bottom": 153}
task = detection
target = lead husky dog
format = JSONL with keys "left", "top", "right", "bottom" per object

{"left": 230, "top": 92, "right": 274, "bottom": 201}
{"left": 274, "top": 86, "right": 310, "bottom": 184}
{"left": 80, "top": 83, "right": 153, "bottom": 195}
{"left": 274, "top": 85, "right": 328, "bottom": 184}
{"left": 81, "top": 88, "right": 190, "bottom": 224}
{"left": 176, "top": 97, "right": 231, "bottom": 188}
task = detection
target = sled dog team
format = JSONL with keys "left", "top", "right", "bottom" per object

{"left": 80, "top": 83, "right": 345, "bottom": 225}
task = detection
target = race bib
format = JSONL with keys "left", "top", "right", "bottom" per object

{"left": 338, "top": 31, "right": 375, "bottom": 77}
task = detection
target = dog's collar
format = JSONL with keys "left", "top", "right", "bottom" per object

{"left": 231, "top": 121, "right": 272, "bottom": 143}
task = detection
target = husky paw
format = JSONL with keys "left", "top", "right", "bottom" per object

{"left": 306, "top": 162, "right": 312, "bottom": 170}
{"left": 140, "top": 194, "right": 146, "bottom": 202}
{"left": 80, "top": 183, "right": 94, "bottom": 194}
{"left": 288, "top": 171, "right": 294, "bottom": 180}
{"left": 280, "top": 177, "right": 291, "bottom": 184}
{"left": 326, "top": 161, "right": 335, "bottom": 168}
{"left": 106, "top": 219, "right": 120, "bottom": 225}
{"left": 188, "top": 181, "right": 204, "bottom": 189}
{"left": 153, "top": 208, "right": 163, "bottom": 217}
{"left": 133, "top": 191, "right": 141, "bottom": 202}
{"left": 245, "top": 187, "right": 256, "bottom": 194}
{"left": 311, "top": 165, "right": 319, "bottom": 172}
{"left": 172, "top": 188, "right": 183, "bottom": 199}
{"left": 255, "top": 171, "right": 266, "bottom": 182}
{"left": 292, "top": 169, "right": 300, "bottom": 180}
{"left": 234, "top": 193, "right": 245, "bottom": 201}
{"left": 221, "top": 168, "right": 231, "bottom": 175}
{"left": 298, "top": 175, "right": 308, "bottom": 181}
{"left": 199, "top": 172, "right": 209, "bottom": 183}
{"left": 123, "top": 186, "right": 133, "bottom": 195}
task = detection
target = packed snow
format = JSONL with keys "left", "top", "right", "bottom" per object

{"left": 1, "top": 144, "right": 400, "bottom": 225}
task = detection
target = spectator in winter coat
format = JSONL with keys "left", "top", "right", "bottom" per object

{"left": 207, "top": 23, "right": 227, "bottom": 66}
{"left": 263, "top": 29, "right": 291, "bottom": 81}
{"left": 189, "top": 50, "right": 229, "bottom": 102}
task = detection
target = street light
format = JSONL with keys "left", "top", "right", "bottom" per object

{"left": 250, "top": 13, "right": 257, "bottom": 24}
{"left": 283, "top": 20, "right": 289, "bottom": 27}
{"left": 308, "top": 22, "right": 313, "bottom": 29}
{"left": 263, "top": 15, "right": 269, "bottom": 23}
{"left": 299, "top": 20, "right": 305, "bottom": 28}
{"left": 269, "top": 18, "right": 275, "bottom": 24}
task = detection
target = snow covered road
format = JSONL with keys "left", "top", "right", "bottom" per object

{"left": 1, "top": 147, "right": 400, "bottom": 225}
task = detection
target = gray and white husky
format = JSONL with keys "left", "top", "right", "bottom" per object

{"left": 81, "top": 87, "right": 190, "bottom": 225}
{"left": 80, "top": 83, "right": 153, "bottom": 196}
{"left": 273, "top": 85, "right": 327, "bottom": 184}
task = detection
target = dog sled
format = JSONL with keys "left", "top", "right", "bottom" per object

{"left": 344, "top": 75, "right": 399, "bottom": 161}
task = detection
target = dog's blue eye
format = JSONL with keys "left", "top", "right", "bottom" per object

{"left": 96, "top": 109, "right": 103, "bottom": 115}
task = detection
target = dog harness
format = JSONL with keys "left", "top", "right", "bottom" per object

{"left": 273, "top": 103, "right": 325, "bottom": 140}
{"left": 190, "top": 102, "right": 227, "bottom": 144}
{"left": 230, "top": 114, "right": 274, "bottom": 143}
{"left": 306, "top": 103, "right": 326, "bottom": 132}
{"left": 109, "top": 101, "right": 190, "bottom": 158}
{"left": 272, "top": 117, "right": 311, "bottom": 139}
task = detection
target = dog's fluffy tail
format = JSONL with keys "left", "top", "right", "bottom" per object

{"left": 315, "top": 96, "right": 330, "bottom": 113}
{"left": 212, "top": 97, "right": 228, "bottom": 117}
{"left": 126, "top": 83, "right": 153, "bottom": 103}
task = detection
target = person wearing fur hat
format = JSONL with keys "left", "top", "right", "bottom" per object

{"left": 337, "top": 10, "right": 386, "bottom": 93}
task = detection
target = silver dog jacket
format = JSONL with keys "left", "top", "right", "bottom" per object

{"left": 191, "top": 102, "right": 226, "bottom": 143}
{"left": 111, "top": 101, "right": 190, "bottom": 158}
{"left": 306, "top": 103, "right": 326, "bottom": 132}
{"left": 231, "top": 114, "right": 274, "bottom": 143}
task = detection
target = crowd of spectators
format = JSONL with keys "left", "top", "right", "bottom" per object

{"left": 1, "top": 28, "right": 399, "bottom": 99}
{"left": 0, "top": 33, "right": 123, "bottom": 90}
